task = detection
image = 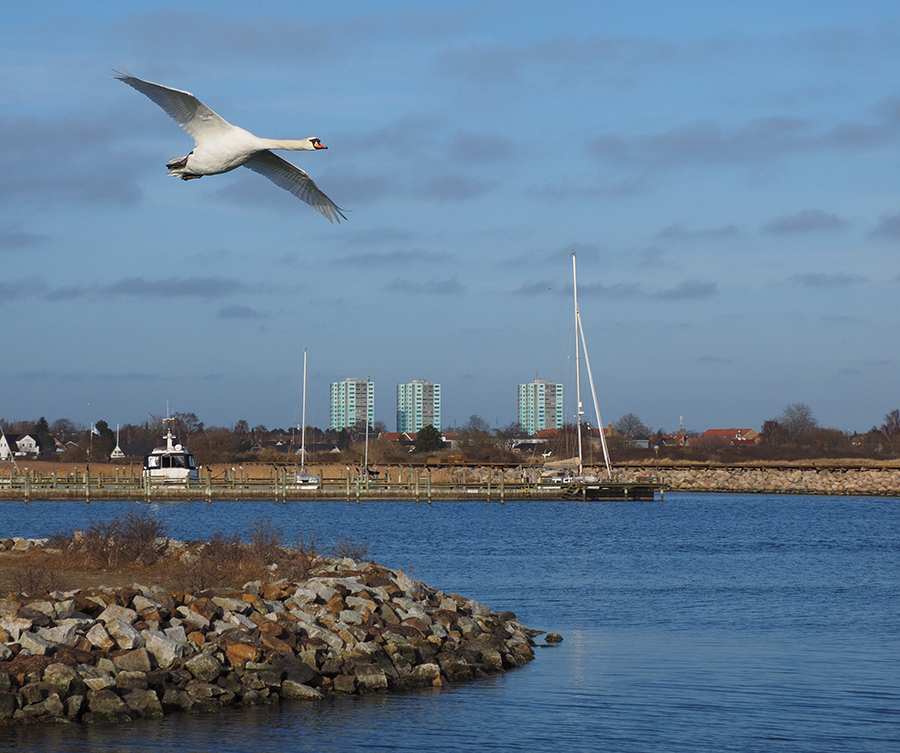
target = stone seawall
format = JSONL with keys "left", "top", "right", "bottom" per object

{"left": 0, "top": 553, "right": 537, "bottom": 725}
{"left": 612, "top": 465, "right": 900, "bottom": 496}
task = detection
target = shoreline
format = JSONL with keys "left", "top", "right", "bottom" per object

{"left": 2, "top": 461, "right": 899, "bottom": 499}
{"left": 0, "top": 544, "right": 539, "bottom": 725}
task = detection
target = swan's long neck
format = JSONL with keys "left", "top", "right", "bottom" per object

{"left": 259, "top": 138, "right": 315, "bottom": 151}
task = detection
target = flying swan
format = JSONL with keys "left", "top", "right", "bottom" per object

{"left": 115, "top": 70, "right": 346, "bottom": 223}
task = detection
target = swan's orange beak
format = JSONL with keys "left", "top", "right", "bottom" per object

{"left": 314, "top": 141, "right": 327, "bottom": 150}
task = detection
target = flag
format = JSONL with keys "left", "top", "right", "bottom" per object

{"left": 91, "top": 424, "right": 100, "bottom": 436}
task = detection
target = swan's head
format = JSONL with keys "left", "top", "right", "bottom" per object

{"left": 308, "top": 138, "right": 327, "bottom": 150}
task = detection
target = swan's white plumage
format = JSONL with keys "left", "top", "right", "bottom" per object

{"left": 115, "top": 69, "right": 345, "bottom": 223}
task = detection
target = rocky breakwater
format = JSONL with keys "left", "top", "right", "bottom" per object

{"left": 0, "top": 556, "right": 537, "bottom": 725}
{"left": 615, "top": 465, "right": 900, "bottom": 495}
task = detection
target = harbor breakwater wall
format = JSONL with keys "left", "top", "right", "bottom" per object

{"left": 0, "top": 551, "right": 537, "bottom": 725}
{"left": 612, "top": 465, "right": 900, "bottom": 496}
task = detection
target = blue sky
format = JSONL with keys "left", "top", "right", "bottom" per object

{"left": 1, "top": 1, "right": 898, "bottom": 435}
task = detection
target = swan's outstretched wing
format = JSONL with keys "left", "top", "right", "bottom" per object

{"left": 244, "top": 151, "right": 347, "bottom": 223}
{"left": 115, "top": 69, "right": 234, "bottom": 144}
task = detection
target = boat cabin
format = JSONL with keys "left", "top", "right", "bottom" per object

{"left": 143, "top": 424, "right": 198, "bottom": 484}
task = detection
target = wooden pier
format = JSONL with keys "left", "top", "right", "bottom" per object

{"left": 0, "top": 468, "right": 662, "bottom": 503}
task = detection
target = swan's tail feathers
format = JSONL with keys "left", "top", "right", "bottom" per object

{"left": 166, "top": 156, "right": 189, "bottom": 170}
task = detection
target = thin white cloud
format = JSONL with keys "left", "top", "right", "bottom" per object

{"left": 656, "top": 280, "right": 718, "bottom": 300}
{"left": 385, "top": 277, "right": 465, "bottom": 295}
{"left": 217, "top": 305, "right": 267, "bottom": 320}
{"left": 789, "top": 272, "right": 866, "bottom": 287}
{"left": 588, "top": 97, "right": 900, "bottom": 169}
{"left": 762, "top": 208, "right": 847, "bottom": 234}
{"left": 871, "top": 211, "right": 900, "bottom": 238}
{"left": 657, "top": 222, "right": 740, "bottom": 241}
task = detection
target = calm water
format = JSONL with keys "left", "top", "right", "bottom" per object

{"left": 0, "top": 494, "right": 897, "bottom": 752}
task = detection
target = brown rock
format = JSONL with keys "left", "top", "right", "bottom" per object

{"left": 241, "top": 593, "right": 268, "bottom": 613}
{"left": 113, "top": 648, "right": 153, "bottom": 673}
{"left": 226, "top": 642, "right": 261, "bottom": 667}
{"left": 153, "top": 592, "right": 177, "bottom": 614}
{"left": 116, "top": 587, "right": 141, "bottom": 607}
{"left": 189, "top": 597, "right": 222, "bottom": 622}
{"left": 259, "top": 583, "right": 286, "bottom": 601}
{"left": 258, "top": 631, "right": 293, "bottom": 654}
{"left": 327, "top": 594, "right": 346, "bottom": 614}
{"left": 258, "top": 622, "right": 285, "bottom": 638}
{"left": 188, "top": 631, "right": 206, "bottom": 647}
{"left": 332, "top": 674, "right": 356, "bottom": 693}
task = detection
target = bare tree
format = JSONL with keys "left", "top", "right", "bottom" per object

{"left": 882, "top": 409, "right": 900, "bottom": 451}
{"left": 614, "top": 413, "right": 650, "bottom": 438}
{"left": 777, "top": 403, "right": 818, "bottom": 440}
{"left": 759, "top": 420, "right": 786, "bottom": 447}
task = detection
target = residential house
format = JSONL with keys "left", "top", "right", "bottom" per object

{"left": 0, "top": 434, "right": 41, "bottom": 460}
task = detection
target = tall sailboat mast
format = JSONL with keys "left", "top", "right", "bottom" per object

{"left": 573, "top": 253, "right": 585, "bottom": 477}
{"left": 572, "top": 253, "right": 613, "bottom": 480}
{"left": 300, "top": 348, "right": 308, "bottom": 474}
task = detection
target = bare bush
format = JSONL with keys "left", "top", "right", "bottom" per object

{"left": 281, "top": 529, "right": 323, "bottom": 581}
{"left": 246, "top": 518, "right": 283, "bottom": 567}
{"left": 181, "top": 532, "right": 246, "bottom": 591}
{"left": 329, "top": 535, "right": 370, "bottom": 561}
{"left": 54, "top": 509, "right": 167, "bottom": 570}
{"left": 11, "top": 563, "right": 61, "bottom": 596}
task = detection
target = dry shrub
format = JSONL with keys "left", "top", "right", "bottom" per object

{"left": 329, "top": 535, "right": 370, "bottom": 561}
{"left": 280, "top": 529, "right": 323, "bottom": 581}
{"left": 246, "top": 518, "right": 283, "bottom": 568}
{"left": 53, "top": 509, "right": 167, "bottom": 570}
{"left": 11, "top": 562, "right": 61, "bottom": 596}
{"left": 181, "top": 532, "right": 246, "bottom": 591}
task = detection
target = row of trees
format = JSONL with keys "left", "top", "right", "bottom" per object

{"left": 3, "top": 404, "right": 900, "bottom": 465}
{"left": 609, "top": 404, "right": 900, "bottom": 459}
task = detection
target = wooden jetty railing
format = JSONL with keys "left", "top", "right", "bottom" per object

{"left": 0, "top": 468, "right": 661, "bottom": 503}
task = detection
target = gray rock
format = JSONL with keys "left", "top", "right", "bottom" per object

{"left": 18, "top": 692, "right": 65, "bottom": 720}
{"left": 176, "top": 606, "right": 210, "bottom": 630}
{"left": 98, "top": 604, "right": 139, "bottom": 625}
{"left": 143, "top": 631, "right": 184, "bottom": 670}
{"left": 85, "top": 623, "right": 116, "bottom": 651}
{"left": 122, "top": 688, "right": 163, "bottom": 718}
{"left": 164, "top": 624, "right": 188, "bottom": 643}
{"left": 212, "top": 596, "right": 250, "bottom": 614}
{"left": 281, "top": 679, "right": 323, "bottom": 700}
{"left": 85, "top": 688, "right": 133, "bottom": 723}
{"left": 25, "top": 601, "right": 56, "bottom": 618}
{"left": 355, "top": 666, "right": 389, "bottom": 692}
{"left": 107, "top": 618, "right": 145, "bottom": 650}
{"left": 409, "top": 662, "right": 441, "bottom": 684}
{"left": 0, "top": 692, "right": 16, "bottom": 719}
{"left": 1, "top": 616, "right": 33, "bottom": 642}
{"left": 131, "top": 595, "right": 162, "bottom": 612}
{"left": 53, "top": 600, "right": 76, "bottom": 620}
{"left": 113, "top": 647, "right": 153, "bottom": 673}
{"left": 43, "top": 663, "right": 84, "bottom": 692}
{"left": 66, "top": 694, "right": 84, "bottom": 719}
{"left": 185, "top": 652, "right": 223, "bottom": 683}
{"left": 38, "top": 623, "right": 80, "bottom": 647}
{"left": 20, "top": 630, "right": 55, "bottom": 656}
{"left": 82, "top": 675, "right": 116, "bottom": 691}
{"left": 161, "top": 687, "right": 194, "bottom": 712}
{"left": 115, "top": 671, "right": 148, "bottom": 691}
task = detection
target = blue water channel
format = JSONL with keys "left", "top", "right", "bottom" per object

{"left": 0, "top": 493, "right": 897, "bottom": 752}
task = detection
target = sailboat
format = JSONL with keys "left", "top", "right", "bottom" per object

{"left": 295, "top": 349, "right": 320, "bottom": 488}
{"left": 572, "top": 252, "right": 612, "bottom": 481}
{"left": 563, "top": 254, "right": 662, "bottom": 501}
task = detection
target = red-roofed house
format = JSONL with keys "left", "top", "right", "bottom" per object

{"left": 701, "top": 428, "right": 760, "bottom": 446}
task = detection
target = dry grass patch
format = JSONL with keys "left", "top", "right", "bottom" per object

{"left": 1, "top": 512, "right": 370, "bottom": 598}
